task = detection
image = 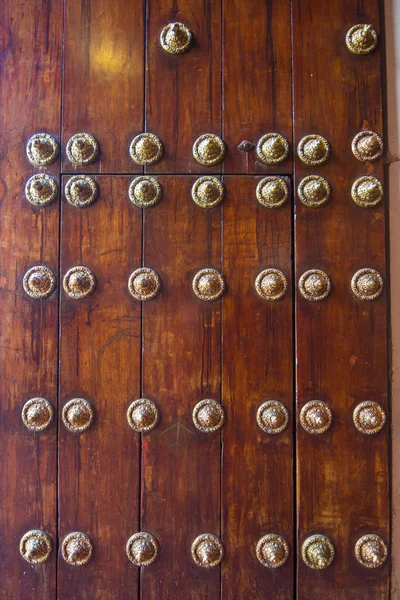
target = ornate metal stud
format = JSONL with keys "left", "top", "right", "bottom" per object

{"left": 192, "top": 399, "right": 224, "bottom": 433}
{"left": 22, "top": 397, "right": 54, "bottom": 432}
{"left": 298, "top": 175, "right": 331, "bottom": 208}
{"left": 129, "top": 133, "right": 163, "bottom": 166}
{"left": 61, "top": 532, "right": 94, "bottom": 566}
{"left": 353, "top": 401, "right": 386, "bottom": 435}
{"left": 193, "top": 134, "right": 225, "bottom": 166}
{"left": 26, "top": 133, "right": 59, "bottom": 167}
{"left": 128, "top": 268, "right": 161, "bottom": 301}
{"left": 256, "top": 534, "right": 290, "bottom": 568}
{"left": 20, "top": 530, "right": 52, "bottom": 564}
{"left": 126, "top": 532, "right": 159, "bottom": 566}
{"left": 346, "top": 24, "right": 378, "bottom": 55}
{"left": 302, "top": 535, "right": 335, "bottom": 570}
{"left": 23, "top": 266, "right": 56, "bottom": 299}
{"left": 300, "top": 401, "right": 332, "bottom": 435}
{"left": 257, "top": 401, "right": 289, "bottom": 435}
{"left": 192, "top": 268, "right": 225, "bottom": 301}
{"left": 63, "top": 266, "right": 96, "bottom": 300}
{"left": 66, "top": 133, "right": 99, "bottom": 166}
{"left": 191, "top": 534, "right": 223, "bottom": 568}
{"left": 297, "top": 135, "right": 330, "bottom": 166}
{"left": 351, "top": 176, "right": 383, "bottom": 208}
{"left": 256, "top": 133, "right": 289, "bottom": 165}
{"left": 351, "top": 130, "right": 383, "bottom": 162}
{"left": 351, "top": 268, "right": 383, "bottom": 301}
{"left": 160, "top": 22, "right": 192, "bottom": 54}
{"left": 25, "top": 174, "right": 58, "bottom": 207}
{"left": 355, "top": 534, "right": 388, "bottom": 568}
{"left": 255, "top": 269, "right": 288, "bottom": 301}
{"left": 129, "top": 176, "right": 162, "bottom": 208}
{"left": 298, "top": 269, "right": 331, "bottom": 302}
{"left": 65, "top": 175, "right": 98, "bottom": 208}
{"left": 62, "top": 398, "right": 94, "bottom": 433}
{"left": 256, "top": 177, "right": 289, "bottom": 209}
{"left": 191, "top": 177, "right": 225, "bottom": 209}
{"left": 127, "top": 399, "right": 159, "bottom": 433}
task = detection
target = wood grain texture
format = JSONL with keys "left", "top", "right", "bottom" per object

{"left": 58, "top": 177, "right": 141, "bottom": 599}
{"left": 221, "top": 176, "right": 293, "bottom": 599}
{"left": 293, "top": 1, "right": 389, "bottom": 598}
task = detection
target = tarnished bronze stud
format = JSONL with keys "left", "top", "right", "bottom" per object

{"left": 351, "top": 176, "right": 383, "bottom": 207}
{"left": 297, "top": 135, "right": 330, "bottom": 166}
{"left": 355, "top": 535, "right": 388, "bottom": 568}
{"left": 160, "top": 22, "right": 192, "bottom": 54}
{"left": 129, "top": 176, "right": 162, "bottom": 208}
{"left": 66, "top": 133, "right": 99, "bottom": 166}
{"left": 255, "top": 133, "right": 289, "bottom": 165}
{"left": 353, "top": 401, "right": 386, "bottom": 435}
{"left": 127, "top": 399, "right": 159, "bottom": 433}
{"left": 22, "top": 397, "right": 54, "bottom": 432}
{"left": 302, "top": 535, "right": 335, "bottom": 570}
{"left": 25, "top": 174, "right": 58, "bottom": 207}
{"left": 128, "top": 268, "right": 161, "bottom": 301}
{"left": 193, "top": 134, "right": 225, "bottom": 166}
{"left": 23, "top": 266, "right": 56, "bottom": 299}
{"left": 300, "top": 401, "right": 332, "bottom": 435}
{"left": 62, "top": 398, "right": 94, "bottom": 433}
{"left": 20, "top": 530, "right": 52, "bottom": 564}
{"left": 192, "top": 268, "right": 225, "bottom": 301}
{"left": 65, "top": 175, "right": 98, "bottom": 208}
{"left": 63, "top": 266, "right": 96, "bottom": 300}
{"left": 351, "top": 131, "right": 383, "bottom": 162}
{"left": 346, "top": 24, "right": 378, "bottom": 55}
{"left": 191, "top": 534, "right": 223, "bottom": 568}
{"left": 192, "top": 399, "right": 224, "bottom": 433}
{"left": 191, "top": 177, "right": 225, "bottom": 209}
{"left": 126, "top": 532, "right": 159, "bottom": 566}
{"left": 61, "top": 532, "right": 94, "bottom": 566}
{"left": 255, "top": 269, "right": 288, "bottom": 301}
{"left": 257, "top": 401, "right": 289, "bottom": 435}
{"left": 129, "top": 133, "right": 163, "bottom": 166}
{"left": 256, "top": 177, "right": 289, "bottom": 209}
{"left": 256, "top": 534, "right": 290, "bottom": 568}
{"left": 298, "top": 175, "right": 331, "bottom": 208}
{"left": 26, "top": 133, "right": 59, "bottom": 167}
{"left": 298, "top": 269, "right": 331, "bottom": 302}
{"left": 351, "top": 268, "right": 383, "bottom": 301}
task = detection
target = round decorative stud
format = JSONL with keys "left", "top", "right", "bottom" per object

{"left": 351, "top": 176, "right": 383, "bottom": 208}
{"left": 26, "top": 133, "right": 59, "bottom": 167}
{"left": 22, "top": 397, "right": 54, "bottom": 432}
{"left": 65, "top": 175, "right": 98, "bottom": 208}
{"left": 25, "top": 174, "right": 58, "bottom": 207}
{"left": 298, "top": 269, "right": 331, "bottom": 302}
{"left": 61, "top": 532, "right": 94, "bottom": 566}
{"left": 355, "top": 534, "right": 388, "bottom": 569}
{"left": 300, "top": 401, "right": 332, "bottom": 435}
{"left": 126, "top": 532, "right": 159, "bottom": 566}
{"left": 346, "top": 24, "right": 378, "bottom": 56}
{"left": 255, "top": 269, "right": 288, "bottom": 301}
{"left": 62, "top": 398, "right": 94, "bottom": 433}
{"left": 256, "top": 534, "right": 290, "bottom": 569}
{"left": 256, "top": 177, "right": 289, "bottom": 209}
{"left": 351, "top": 268, "right": 383, "bottom": 301}
{"left": 297, "top": 135, "right": 330, "bottom": 166}
{"left": 257, "top": 401, "right": 289, "bottom": 435}
{"left": 255, "top": 133, "right": 289, "bottom": 165}
{"left": 129, "top": 176, "right": 162, "bottom": 208}
{"left": 127, "top": 398, "right": 159, "bottom": 433}
{"left": 63, "top": 266, "right": 96, "bottom": 300}
{"left": 298, "top": 175, "right": 331, "bottom": 208}
{"left": 191, "top": 534, "right": 223, "bottom": 568}
{"left": 20, "top": 530, "right": 52, "bottom": 564}
{"left": 66, "top": 133, "right": 99, "bottom": 166}
{"left": 160, "top": 22, "right": 192, "bottom": 54}
{"left": 128, "top": 268, "right": 161, "bottom": 301}
{"left": 192, "top": 399, "right": 224, "bottom": 433}
{"left": 191, "top": 176, "right": 225, "bottom": 209}
{"left": 353, "top": 401, "right": 386, "bottom": 435}
{"left": 23, "top": 266, "right": 56, "bottom": 299}
{"left": 129, "top": 133, "right": 163, "bottom": 166}
{"left": 302, "top": 535, "right": 335, "bottom": 570}
{"left": 351, "top": 130, "right": 383, "bottom": 163}
{"left": 193, "top": 134, "right": 225, "bottom": 166}
{"left": 192, "top": 268, "right": 225, "bottom": 302}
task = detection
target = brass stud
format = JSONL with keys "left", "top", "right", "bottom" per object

{"left": 353, "top": 401, "right": 386, "bottom": 435}
{"left": 191, "top": 534, "right": 223, "bottom": 568}
{"left": 63, "top": 266, "right": 96, "bottom": 300}
{"left": 25, "top": 174, "right": 58, "bottom": 207}
{"left": 256, "top": 534, "right": 290, "bottom": 568}
{"left": 26, "top": 133, "right": 59, "bottom": 167}
{"left": 297, "top": 135, "right": 330, "bottom": 166}
{"left": 66, "top": 133, "right": 99, "bottom": 166}
{"left": 256, "top": 177, "right": 289, "bottom": 209}
{"left": 129, "top": 176, "right": 162, "bottom": 208}
{"left": 351, "top": 176, "right": 383, "bottom": 208}
{"left": 128, "top": 268, "right": 161, "bottom": 301}
{"left": 160, "top": 22, "right": 192, "bottom": 54}
{"left": 257, "top": 401, "right": 289, "bottom": 435}
{"left": 129, "top": 133, "right": 163, "bottom": 166}
{"left": 62, "top": 398, "right": 94, "bottom": 433}
{"left": 298, "top": 269, "right": 331, "bottom": 302}
{"left": 126, "top": 532, "right": 159, "bottom": 566}
{"left": 300, "top": 401, "right": 332, "bottom": 435}
{"left": 23, "top": 266, "right": 56, "bottom": 299}
{"left": 127, "top": 399, "right": 159, "bottom": 433}
{"left": 255, "top": 133, "right": 289, "bottom": 165}
{"left": 192, "top": 399, "right": 224, "bottom": 433}
{"left": 255, "top": 269, "right": 288, "bottom": 301}
{"left": 351, "top": 268, "right": 383, "bottom": 301}
{"left": 192, "top": 268, "right": 225, "bottom": 301}
{"left": 191, "top": 177, "right": 225, "bottom": 209}
{"left": 351, "top": 130, "right": 383, "bottom": 162}
{"left": 298, "top": 175, "right": 331, "bottom": 208}
{"left": 22, "top": 397, "right": 54, "bottom": 432}
{"left": 346, "top": 24, "right": 378, "bottom": 55}
{"left": 355, "top": 534, "right": 388, "bottom": 568}
{"left": 61, "top": 532, "right": 94, "bottom": 566}
{"left": 65, "top": 175, "right": 98, "bottom": 208}
{"left": 193, "top": 134, "right": 225, "bottom": 166}
{"left": 302, "top": 535, "right": 335, "bottom": 570}
{"left": 20, "top": 530, "right": 52, "bottom": 564}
